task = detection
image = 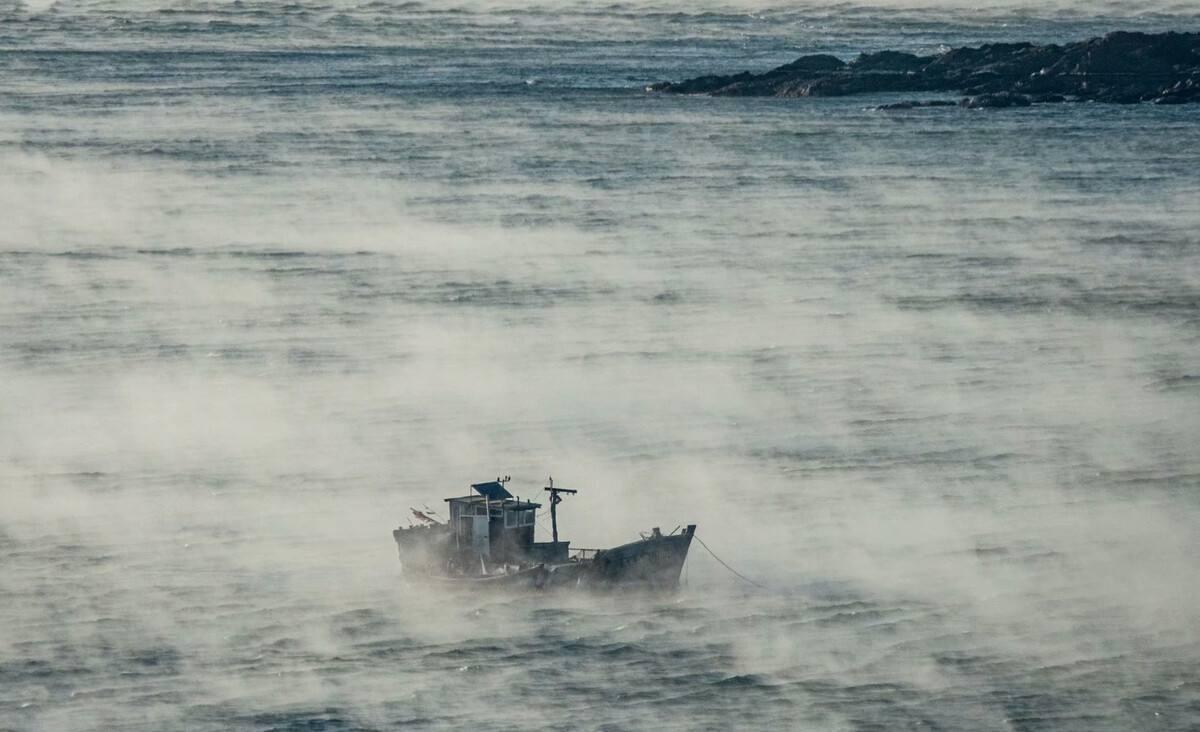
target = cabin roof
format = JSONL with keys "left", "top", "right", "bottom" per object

{"left": 444, "top": 495, "right": 541, "bottom": 510}
{"left": 471, "top": 480, "right": 512, "bottom": 500}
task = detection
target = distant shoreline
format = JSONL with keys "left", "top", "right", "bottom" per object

{"left": 648, "top": 31, "right": 1200, "bottom": 108}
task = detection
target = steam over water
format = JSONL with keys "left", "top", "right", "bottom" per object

{"left": 3, "top": 2, "right": 1200, "bottom": 730}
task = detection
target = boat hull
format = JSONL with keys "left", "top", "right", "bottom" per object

{"left": 394, "top": 525, "right": 696, "bottom": 592}
{"left": 430, "top": 564, "right": 549, "bottom": 590}
{"left": 573, "top": 525, "right": 695, "bottom": 590}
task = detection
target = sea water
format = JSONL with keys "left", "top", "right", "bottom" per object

{"left": 2, "top": 2, "right": 1200, "bottom": 730}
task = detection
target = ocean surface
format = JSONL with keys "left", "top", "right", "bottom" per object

{"left": 3, "top": 2, "right": 1200, "bottom": 730}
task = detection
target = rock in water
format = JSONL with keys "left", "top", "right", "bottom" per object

{"left": 874, "top": 100, "right": 958, "bottom": 110}
{"left": 960, "top": 92, "right": 1033, "bottom": 109}
{"left": 650, "top": 31, "right": 1200, "bottom": 107}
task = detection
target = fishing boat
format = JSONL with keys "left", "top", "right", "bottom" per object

{"left": 392, "top": 476, "right": 695, "bottom": 591}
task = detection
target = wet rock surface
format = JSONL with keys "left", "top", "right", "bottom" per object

{"left": 651, "top": 31, "right": 1200, "bottom": 107}
{"left": 874, "top": 100, "right": 958, "bottom": 110}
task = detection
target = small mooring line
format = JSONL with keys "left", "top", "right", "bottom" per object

{"left": 693, "top": 533, "right": 768, "bottom": 590}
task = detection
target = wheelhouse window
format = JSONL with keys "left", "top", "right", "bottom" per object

{"left": 521, "top": 511, "right": 535, "bottom": 527}
{"left": 505, "top": 510, "right": 518, "bottom": 528}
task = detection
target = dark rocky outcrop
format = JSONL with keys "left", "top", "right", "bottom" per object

{"left": 649, "top": 31, "right": 1200, "bottom": 107}
{"left": 875, "top": 99, "right": 958, "bottom": 110}
{"left": 960, "top": 92, "right": 1033, "bottom": 109}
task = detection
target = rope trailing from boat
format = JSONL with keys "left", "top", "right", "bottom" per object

{"left": 693, "top": 533, "right": 768, "bottom": 590}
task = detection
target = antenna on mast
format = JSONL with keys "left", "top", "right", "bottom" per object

{"left": 543, "top": 476, "right": 577, "bottom": 544}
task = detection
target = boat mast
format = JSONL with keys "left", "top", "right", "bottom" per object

{"left": 543, "top": 476, "right": 577, "bottom": 544}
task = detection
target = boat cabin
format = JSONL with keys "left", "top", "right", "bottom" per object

{"left": 445, "top": 480, "right": 570, "bottom": 568}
